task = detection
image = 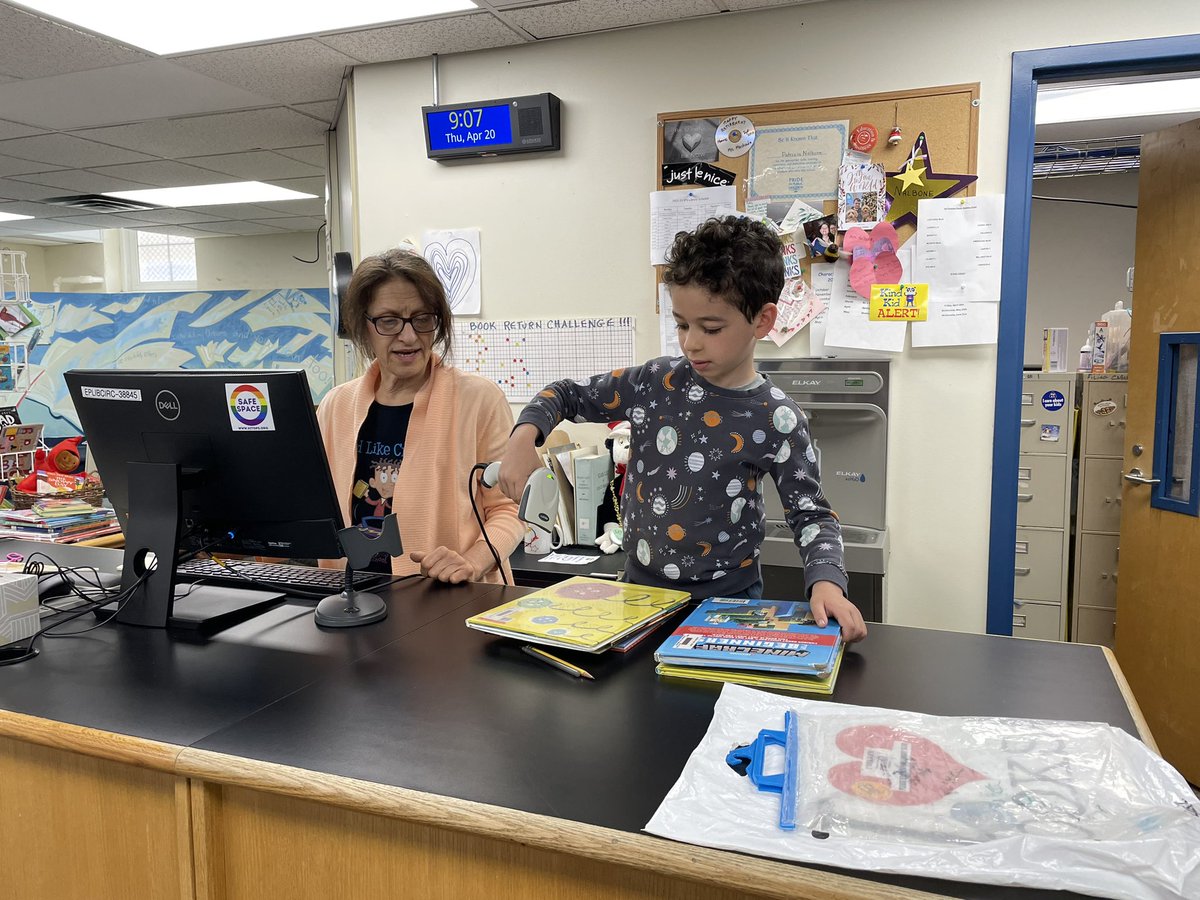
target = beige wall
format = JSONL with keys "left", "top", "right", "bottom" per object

{"left": 348, "top": 0, "right": 1200, "bottom": 632}
{"left": 1025, "top": 172, "right": 1139, "bottom": 368}
{"left": 194, "top": 231, "right": 326, "bottom": 290}
{"left": 43, "top": 242, "right": 106, "bottom": 292}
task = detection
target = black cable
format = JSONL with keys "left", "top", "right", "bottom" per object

{"left": 1032, "top": 195, "right": 1137, "bottom": 210}
{"left": 292, "top": 222, "right": 327, "bottom": 263}
{"left": 469, "top": 462, "right": 510, "bottom": 586}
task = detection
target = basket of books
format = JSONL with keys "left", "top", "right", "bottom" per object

{"left": 10, "top": 481, "right": 104, "bottom": 510}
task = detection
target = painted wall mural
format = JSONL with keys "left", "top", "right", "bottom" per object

{"left": 11, "top": 288, "right": 333, "bottom": 436}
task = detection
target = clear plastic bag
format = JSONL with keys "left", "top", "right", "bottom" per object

{"left": 645, "top": 685, "right": 1200, "bottom": 899}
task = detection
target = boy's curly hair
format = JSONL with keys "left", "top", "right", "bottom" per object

{"left": 662, "top": 216, "right": 784, "bottom": 321}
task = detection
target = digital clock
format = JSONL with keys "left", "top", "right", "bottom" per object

{"left": 422, "top": 93, "right": 561, "bottom": 161}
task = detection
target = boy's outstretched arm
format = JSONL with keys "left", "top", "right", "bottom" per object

{"left": 498, "top": 423, "right": 545, "bottom": 504}
{"left": 810, "top": 580, "right": 867, "bottom": 643}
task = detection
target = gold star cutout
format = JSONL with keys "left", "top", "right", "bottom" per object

{"left": 885, "top": 174, "right": 965, "bottom": 226}
{"left": 894, "top": 162, "right": 926, "bottom": 190}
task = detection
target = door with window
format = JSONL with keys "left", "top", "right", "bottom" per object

{"left": 1115, "top": 118, "right": 1200, "bottom": 784}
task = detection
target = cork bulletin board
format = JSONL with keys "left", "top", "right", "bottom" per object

{"left": 656, "top": 83, "right": 980, "bottom": 283}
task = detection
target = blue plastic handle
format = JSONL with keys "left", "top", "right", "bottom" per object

{"left": 725, "top": 710, "right": 799, "bottom": 830}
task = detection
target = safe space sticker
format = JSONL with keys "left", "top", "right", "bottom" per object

{"left": 227, "top": 383, "right": 274, "bottom": 431}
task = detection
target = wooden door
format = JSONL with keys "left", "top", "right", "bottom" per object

{"left": 1115, "top": 118, "right": 1200, "bottom": 784}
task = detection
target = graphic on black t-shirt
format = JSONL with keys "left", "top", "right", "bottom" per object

{"left": 351, "top": 402, "right": 412, "bottom": 532}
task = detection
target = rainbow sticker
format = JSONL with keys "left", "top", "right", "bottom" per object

{"left": 226, "top": 382, "right": 275, "bottom": 432}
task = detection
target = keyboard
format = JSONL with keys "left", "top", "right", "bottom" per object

{"left": 175, "top": 559, "right": 390, "bottom": 595}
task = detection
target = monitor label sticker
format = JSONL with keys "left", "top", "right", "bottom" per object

{"left": 226, "top": 383, "right": 275, "bottom": 432}
{"left": 80, "top": 385, "right": 142, "bottom": 402}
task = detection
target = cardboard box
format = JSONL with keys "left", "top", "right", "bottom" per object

{"left": 0, "top": 571, "right": 39, "bottom": 646}
{"left": 1042, "top": 327, "right": 1069, "bottom": 373}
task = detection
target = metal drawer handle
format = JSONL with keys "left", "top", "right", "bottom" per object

{"left": 1017, "top": 493, "right": 1033, "bottom": 502}
{"left": 1123, "top": 468, "right": 1161, "bottom": 485}
{"left": 1020, "top": 418, "right": 1036, "bottom": 427}
{"left": 1104, "top": 496, "right": 1121, "bottom": 505}
{"left": 1014, "top": 567, "right": 1030, "bottom": 576}
{"left": 1013, "top": 614, "right": 1027, "bottom": 628}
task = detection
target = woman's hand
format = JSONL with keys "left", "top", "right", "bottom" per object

{"left": 408, "top": 546, "right": 481, "bottom": 584}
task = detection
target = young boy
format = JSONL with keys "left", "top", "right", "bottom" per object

{"left": 499, "top": 216, "right": 866, "bottom": 642}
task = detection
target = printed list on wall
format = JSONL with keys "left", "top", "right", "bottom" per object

{"left": 453, "top": 317, "right": 635, "bottom": 402}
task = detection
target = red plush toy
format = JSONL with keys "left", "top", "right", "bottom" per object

{"left": 15, "top": 437, "right": 85, "bottom": 492}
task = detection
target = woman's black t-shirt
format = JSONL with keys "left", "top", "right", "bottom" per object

{"left": 350, "top": 401, "right": 412, "bottom": 572}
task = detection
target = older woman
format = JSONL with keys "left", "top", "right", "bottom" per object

{"left": 317, "top": 248, "right": 522, "bottom": 583}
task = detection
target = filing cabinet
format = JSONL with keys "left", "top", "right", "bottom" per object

{"left": 1070, "top": 374, "right": 1127, "bottom": 648}
{"left": 1013, "top": 373, "right": 1078, "bottom": 641}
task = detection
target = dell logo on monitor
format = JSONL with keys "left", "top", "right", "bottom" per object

{"left": 155, "top": 390, "right": 181, "bottom": 421}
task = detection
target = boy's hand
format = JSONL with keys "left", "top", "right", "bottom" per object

{"left": 810, "top": 580, "right": 868, "bottom": 643}
{"left": 409, "top": 547, "right": 480, "bottom": 584}
{"left": 497, "top": 423, "right": 544, "bottom": 503}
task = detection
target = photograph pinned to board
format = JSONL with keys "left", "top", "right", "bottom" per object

{"left": 766, "top": 278, "right": 826, "bottom": 348}
{"left": 662, "top": 117, "right": 720, "bottom": 164}
{"left": 746, "top": 120, "right": 849, "bottom": 203}
{"left": 422, "top": 227, "right": 481, "bottom": 315}
{"left": 837, "top": 150, "right": 889, "bottom": 230}
{"left": 803, "top": 215, "right": 840, "bottom": 260}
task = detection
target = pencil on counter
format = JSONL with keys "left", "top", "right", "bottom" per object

{"left": 521, "top": 644, "right": 595, "bottom": 680}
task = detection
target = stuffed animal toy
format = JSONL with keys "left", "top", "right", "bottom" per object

{"left": 14, "top": 436, "right": 86, "bottom": 492}
{"left": 594, "top": 421, "right": 631, "bottom": 555}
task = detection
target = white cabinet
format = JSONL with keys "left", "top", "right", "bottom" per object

{"left": 1013, "top": 373, "right": 1077, "bottom": 641}
{"left": 1071, "top": 374, "right": 1127, "bottom": 648}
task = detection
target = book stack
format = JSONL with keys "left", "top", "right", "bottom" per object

{"left": 466, "top": 576, "right": 690, "bottom": 653}
{"left": 653, "top": 597, "right": 845, "bottom": 694}
{"left": 0, "top": 498, "right": 120, "bottom": 543}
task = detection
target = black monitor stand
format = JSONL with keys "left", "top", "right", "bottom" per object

{"left": 113, "top": 461, "right": 282, "bottom": 633}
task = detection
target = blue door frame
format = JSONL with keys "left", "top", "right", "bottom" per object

{"left": 987, "top": 33, "right": 1200, "bottom": 635}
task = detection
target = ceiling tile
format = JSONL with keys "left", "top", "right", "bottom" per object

{"left": 173, "top": 203, "right": 285, "bottom": 220}
{"left": 0, "top": 133, "right": 155, "bottom": 167}
{"left": 110, "top": 207, "right": 226, "bottom": 226}
{"left": 720, "top": 0, "right": 811, "bottom": 8}
{"left": 10, "top": 169, "right": 155, "bottom": 193}
{"left": 46, "top": 212, "right": 161, "bottom": 228}
{"left": 507, "top": 0, "right": 717, "bottom": 38}
{"left": 130, "top": 225, "right": 219, "bottom": 239}
{"left": 85, "top": 160, "right": 237, "bottom": 188}
{"left": 292, "top": 100, "right": 338, "bottom": 123}
{"left": 0, "top": 200, "right": 66, "bottom": 218}
{"left": 0, "top": 153, "right": 65, "bottom": 177}
{"left": 0, "top": 118, "right": 45, "bottom": 141}
{"left": 189, "top": 220, "right": 289, "bottom": 235}
{"left": 247, "top": 216, "right": 326, "bottom": 231}
{"left": 262, "top": 176, "right": 325, "bottom": 197}
{"left": 176, "top": 150, "right": 322, "bottom": 181}
{"left": 251, "top": 196, "right": 326, "bottom": 217}
{"left": 0, "top": 60, "right": 273, "bottom": 131}
{"left": 170, "top": 39, "right": 356, "bottom": 105}
{"left": 273, "top": 145, "right": 328, "bottom": 167}
{"left": 0, "top": 5, "right": 150, "bottom": 79}
{"left": 0, "top": 179, "right": 63, "bottom": 201}
{"left": 318, "top": 12, "right": 525, "bottom": 62}
{"left": 76, "top": 107, "right": 328, "bottom": 158}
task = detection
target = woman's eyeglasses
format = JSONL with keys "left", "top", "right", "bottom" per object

{"left": 366, "top": 313, "right": 439, "bottom": 336}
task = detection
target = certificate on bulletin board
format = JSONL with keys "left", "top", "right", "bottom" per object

{"left": 747, "top": 120, "right": 849, "bottom": 203}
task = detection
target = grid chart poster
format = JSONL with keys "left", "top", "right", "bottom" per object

{"left": 454, "top": 317, "right": 635, "bottom": 402}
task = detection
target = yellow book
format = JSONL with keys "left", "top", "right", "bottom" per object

{"left": 466, "top": 576, "right": 690, "bottom": 653}
{"left": 656, "top": 644, "right": 845, "bottom": 695}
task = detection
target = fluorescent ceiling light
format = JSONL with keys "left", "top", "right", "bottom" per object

{"left": 0, "top": 212, "right": 34, "bottom": 222}
{"left": 1037, "top": 77, "right": 1200, "bottom": 125}
{"left": 13, "top": 1, "right": 475, "bottom": 54}
{"left": 102, "top": 182, "right": 317, "bottom": 208}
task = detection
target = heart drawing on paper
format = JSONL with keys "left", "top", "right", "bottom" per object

{"left": 424, "top": 238, "right": 477, "bottom": 311}
{"left": 682, "top": 132, "right": 702, "bottom": 152}
{"left": 827, "top": 724, "right": 987, "bottom": 805}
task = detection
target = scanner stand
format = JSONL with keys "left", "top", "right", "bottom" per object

{"left": 314, "top": 515, "right": 401, "bottom": 628}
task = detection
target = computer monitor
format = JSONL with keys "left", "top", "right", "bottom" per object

{"left": 64, "top": 368, "right": 345, "bottom": 630}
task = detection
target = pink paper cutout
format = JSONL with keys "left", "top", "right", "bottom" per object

{"left": 843, "top": 222, "right": 903, "bottom": 299}
{"left": 827, "top": 724, "right": 988, "bottom": 806}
